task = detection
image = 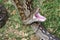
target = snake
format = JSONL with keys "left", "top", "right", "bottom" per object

{"left": 0, "top": 3, "right": 8, "bottom": 28}
{"left": 13, "top": 0, "right": 60, "bottom": 40}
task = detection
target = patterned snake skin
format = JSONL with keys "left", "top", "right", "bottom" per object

{"left": 13, "top": 0, "right": 60, "bottom": 40}
{"left": 0, "top": 3, "right": 8, "bottom": 28}
{"left": 13, "top": 0, "right": 39, "bottom": 24}
{"left": 31, "top": 22, "right": 60, "bottom": 40}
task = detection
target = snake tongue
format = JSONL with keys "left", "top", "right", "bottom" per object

{"left": 34, "top": 12, "right": 46, "bottom": 22}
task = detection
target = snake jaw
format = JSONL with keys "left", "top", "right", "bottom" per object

{"left": 33, "top": 12, "right": 46, "bottom": 22}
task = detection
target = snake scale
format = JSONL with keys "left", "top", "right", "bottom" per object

{"left": 13, "top": 0, "right": 60, "bottom": 40}
{"left": 0, "top": 3, "right": 8, "bottom": 28}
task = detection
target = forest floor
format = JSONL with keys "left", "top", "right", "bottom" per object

{"left": 0, "top": 0, "right": 60, "bottom": 40}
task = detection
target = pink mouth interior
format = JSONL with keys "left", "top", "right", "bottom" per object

{"left": 35, "top": 12, "right": 46, "bottom": 22}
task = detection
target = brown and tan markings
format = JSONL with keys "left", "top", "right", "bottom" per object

{"left": 13, "top": 0, "right": 33, "bottom": 20}
{"left": 13, "top": 0, "right": 39, "bottom": 24}
{"left": 13, "top": 0, "right": 60, "bottom": 40}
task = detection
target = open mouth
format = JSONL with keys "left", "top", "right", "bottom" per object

{"left": 33, "top": 12, "right": 46, "bottom": 22}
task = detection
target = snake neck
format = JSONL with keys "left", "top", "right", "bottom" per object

{"left": 13, "top": 0, "right": 33, "bottom": 20}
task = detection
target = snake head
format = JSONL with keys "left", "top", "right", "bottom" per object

{"left": 23, "top": 7, "right": 46, "bottom": 24}
{"left": 32, "top": 8, "right": 46, "bottom": 22}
